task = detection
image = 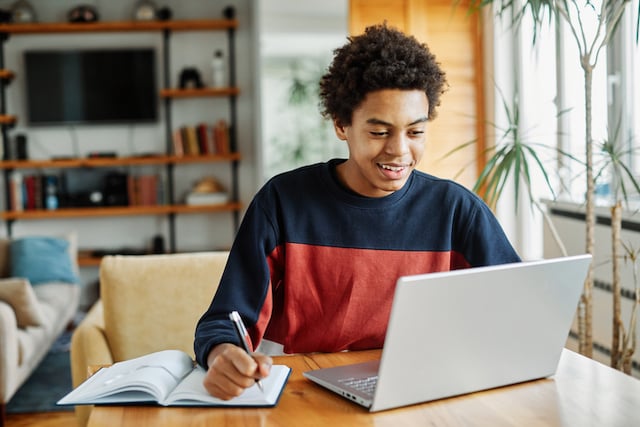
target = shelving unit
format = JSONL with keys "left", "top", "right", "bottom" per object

{"left": 0, "top": 15, "right": 242, "bottom": 261}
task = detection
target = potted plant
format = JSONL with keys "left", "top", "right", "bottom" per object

{"left": 596, "top": 126, "right": 640, "bottom": 372}
{"left": 445, "top": 84, "right": 573, "bottom": 257}
{"left": 468, "top": 0, "right": 640, "bottom": 359}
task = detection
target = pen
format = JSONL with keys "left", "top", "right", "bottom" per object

{"left": 229, "top": 311, "right": 264, "bottom": 393}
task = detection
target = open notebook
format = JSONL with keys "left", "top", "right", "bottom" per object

{"left": 303, "top": 255, "right": 592, "bottom": 412}
{"left": 58, "top": 349, "right": 291, "bottom": 408}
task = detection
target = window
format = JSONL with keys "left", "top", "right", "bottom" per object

{"left": 555, "top": 4, "right": 639, "bottom": 200}
{"left": 555, "top": 9, "right": 607, "bottom": 200}
{"left": 490, "top": 3, "right": 639, "bottom": 258}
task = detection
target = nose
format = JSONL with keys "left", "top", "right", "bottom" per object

{"left": 384, "top": 133, "right": 410, "bottom": 156}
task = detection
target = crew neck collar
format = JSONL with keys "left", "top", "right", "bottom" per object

{"left": 323, "top": 158, "right": 413, "bottom": 208}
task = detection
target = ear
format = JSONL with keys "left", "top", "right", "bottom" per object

{"left": 333, "top": 119, "right": 348, "bottom": 141}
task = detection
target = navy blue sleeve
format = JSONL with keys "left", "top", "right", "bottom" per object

{"left": 193, "top": 190, "right": 278, "bottom": 368}
{"left": 456, "top": 194, "right": 521, "bottom": 266}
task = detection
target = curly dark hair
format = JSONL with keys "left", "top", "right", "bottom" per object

{"left": 319, "top": 24, "right": 448, "bottom": 126}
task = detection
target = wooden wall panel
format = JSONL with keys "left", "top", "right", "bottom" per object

{"left": 349, "top": 0, "right": 408, "bottom": 35}
{"left": 348, "top": 0, "right": 484, "bottom": 188}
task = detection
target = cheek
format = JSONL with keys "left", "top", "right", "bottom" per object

{"left": 350, "top": 140, "right": 383, "bottom": 161}
{"left": 410, "top": 140, "right": 426, "bottom": 160}
{"left": 345, "top": 134, "right": 374, "bottom": 155}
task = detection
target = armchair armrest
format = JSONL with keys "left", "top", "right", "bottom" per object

{"left": 70, "top": 300, "right": 113, "bottom": 387}
{"left": 70, "top": 300, "right": 113, "bottom": 427}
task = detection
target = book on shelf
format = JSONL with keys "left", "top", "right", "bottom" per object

{"left": 172, "top": 129, "right": 184, "bottom": 157}
{"left": 213, "top": 119, "right": 230, "bottom": 154}
{"left": 9, "top": 172, "right": 23, "bottom": 212}
{"left": 197, "top": 122, "right": 212, "bottom": 154}
{"left": 127, "top": 174, "right": 159, "bottom": 206}
{"left": 57, "top": 349, "right": 291, "bottom": 408}
{"left": 23, "top": 174, "right": 38, "bottom": 210}
{"left": 184, "top": 125, "right": 200, "bottom": 155}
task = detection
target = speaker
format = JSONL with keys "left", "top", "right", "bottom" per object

{"left": 104, "top": 172, "right": 129, "bottom": 206}
{"left": 61, "top": 168, "right": 108, "bottom": 207}
{"left": 152, "top": 235, "right": 165, "bottom": 254}
{"left": 15, "top": 134, "right": 28, "bottom": 160}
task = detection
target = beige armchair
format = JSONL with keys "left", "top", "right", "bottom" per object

{"left": 70, "top": 251, "right": 228, "bottom": 427}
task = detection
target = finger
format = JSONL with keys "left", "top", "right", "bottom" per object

{"left": 213, "top": 343, "right": 258, "bottom": 378}
{"left": 204, "top": 363, "right": 253, "bottom": 399}
{"left": 228, "top": 349, "right": 259, "bottom": 377}
{"left": 219, "top": 352, "right": 257, "bottom": 382}
{"left": 253, "top": 354, "right": 273, "bottom": 379}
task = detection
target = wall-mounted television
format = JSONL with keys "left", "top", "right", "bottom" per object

{"left": 24, "top": 48, "right": 157, "bottom": 126}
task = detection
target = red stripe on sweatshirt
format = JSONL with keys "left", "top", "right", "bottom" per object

{"left": 252, "top": 243, "right": 470, "bottom": 353}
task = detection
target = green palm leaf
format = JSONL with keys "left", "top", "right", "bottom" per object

{"left": 442, "top": 82, "right": 577, "bottom": 212}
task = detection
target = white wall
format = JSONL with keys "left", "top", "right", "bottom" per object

{"left": 0, "top": 0, "right": 258, "bottom": 308}
{"left": 257, "top": 0, "right": 348, "bottom": 181}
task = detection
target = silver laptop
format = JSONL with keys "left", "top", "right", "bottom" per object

{"left": 303, "top": 254, "right": 592, "bottom": 412}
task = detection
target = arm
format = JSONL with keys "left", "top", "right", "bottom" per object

{"left": 458, "top": 195, "right": 521, "bottom": 266}
{"left": 194, "top": 189, "right": 281, "bottom": 396}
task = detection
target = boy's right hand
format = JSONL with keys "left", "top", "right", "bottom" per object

{"left": 202, "top": 343, "right": 272, "bottom": 400}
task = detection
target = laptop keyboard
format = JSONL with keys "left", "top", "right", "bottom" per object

{"left": 339, "top": 375, "right": 378, "bottom": 396}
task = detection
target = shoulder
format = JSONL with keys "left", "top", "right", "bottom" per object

{"left": 253, "top": 161, "right": 335, "bottom": 205}
{"left": 410, "top": 170, "right": 483, "bottom": 202}
{"left": 407, "top": 170, "right": 497, "bottom": 222}
{"left": 269, "top": 162, "right": 327, "bottom": 183}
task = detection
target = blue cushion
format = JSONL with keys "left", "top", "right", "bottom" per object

{"left": 10, "top": 237, "right": 79, "bottom": 285}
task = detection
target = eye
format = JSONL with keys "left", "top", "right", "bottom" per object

{"left": 370, "top": 130, "right": 389, "bottom": 137}
{"left": 409, "top": 129, "right": 425, "bottom": 137}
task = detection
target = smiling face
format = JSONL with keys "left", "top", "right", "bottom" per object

{"left": 333, "top": 89, "right": 429, "bottom": 198}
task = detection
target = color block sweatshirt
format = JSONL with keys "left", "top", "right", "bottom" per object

{"left": 194, "top": 159, "right": 520, "bottom": 367}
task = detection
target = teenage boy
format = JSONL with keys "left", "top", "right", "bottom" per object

{"left": 195, "top": 24, "right": 520, "bottom": 399}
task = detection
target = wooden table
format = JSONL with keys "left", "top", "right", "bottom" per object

{"left": 87, "top": 348, "right": 640, "bottom": 427}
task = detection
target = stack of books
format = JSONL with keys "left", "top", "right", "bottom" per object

{"left": 172, "top": 119, "right": 230, "bottom": 156}
{"left": 128, "top": 174, "right": 163, "bottom": 206}
{"left": 9, "top": 172, "right": 60, "bottom": 211}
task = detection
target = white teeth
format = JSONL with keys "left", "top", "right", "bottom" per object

{"left": 380, "top": 164, "right": 404, "bottom": 172}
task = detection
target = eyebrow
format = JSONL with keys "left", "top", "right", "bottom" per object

{"left": 366, "top": 116, "right": 429, "bottom": 127}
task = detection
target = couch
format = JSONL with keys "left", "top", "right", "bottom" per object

{"left": 0, "top": 234, "right": 80, "bottom": 425}
{"left": 70, "top": 251, "right": 228, "bottom": 426}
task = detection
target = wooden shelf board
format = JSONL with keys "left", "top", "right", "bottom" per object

{"left": 160, "top": 87, "right": 240, "bottom": 98}
{"left": 1, "top": 205, "right": 172, "bottom": 220}
{"left": 0, "top": 153, "right": 240, "bottom": 169}
{"left": 171, "top": 153, "right": 241, "bottom": 164}
{"left": 0, "top": 19, "right": 238, "bottom": 34}
{"left": 1, "top": 202, "right": 241, "bottom": 220}
{"left": 0, "top": 155, "right": 169, "bottom": 169}
{"left": 78, "top": 255, "right": 103, "bottom": 267}
{"left": 171, "top": 202, "right": 242, "bottom": 214}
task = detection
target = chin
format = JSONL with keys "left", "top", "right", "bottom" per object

{"left": 378, "top": 181, "right": 408, "bottom": 194}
